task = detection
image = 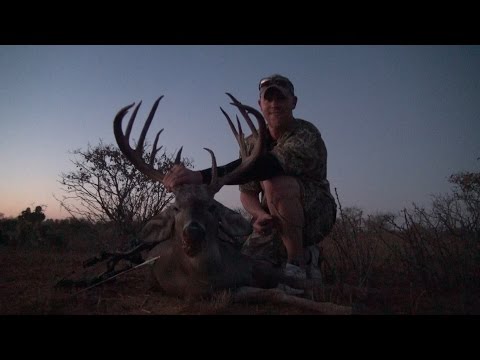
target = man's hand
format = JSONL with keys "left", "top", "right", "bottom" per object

{"left": 163, "top": 164, "right": 202, "bottom": 191}
{"left": 252, "top": 213, "right": 274, "bottom": 236}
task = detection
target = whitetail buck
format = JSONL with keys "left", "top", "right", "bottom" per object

{"left": 112, "top": 93, "right": 351, "bottom": 313}
{"left": 114, "top": 93, "right": 281, "bottom": 296}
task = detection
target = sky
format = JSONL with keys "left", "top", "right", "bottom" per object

{"left": 0, "top": 45, "right": 479, "bottom": 220}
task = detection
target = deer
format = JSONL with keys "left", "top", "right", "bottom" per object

{"left": 110, "top": 93, "right": 352, "bottom": 314}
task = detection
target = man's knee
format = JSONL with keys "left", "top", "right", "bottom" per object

{"left": 262, "top": 176, "right": 301, "bottom": 206}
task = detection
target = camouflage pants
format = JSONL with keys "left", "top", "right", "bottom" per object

{"left": 241, "top": 181, "right": 336, "bottom": 266}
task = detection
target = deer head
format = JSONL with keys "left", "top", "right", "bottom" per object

{"left": 113, "top": 93, "right": 266, "bottom": 263}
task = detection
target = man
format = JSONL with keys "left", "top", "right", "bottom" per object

{"left": 164, "top": 74, "right": 336, "bottom": 293}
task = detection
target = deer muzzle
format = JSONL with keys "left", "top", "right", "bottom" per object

{"left": 181, "top": 221, "right": 206, "bottom": 257}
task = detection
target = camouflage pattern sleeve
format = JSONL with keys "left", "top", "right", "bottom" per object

{"left": 271, "top": 120, "right": 327, "bottom": 180}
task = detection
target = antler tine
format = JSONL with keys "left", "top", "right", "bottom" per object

{"left": 220, "top": 107, "right": 247, "bottom": 159}
{"left": 113, "top": 96, "right": 167, "bottom": 183}
{"left": 204, "top": 148, "right": 220, "bottom": 194}
{"left": 113, "top": 102, "right": 136, "bottom": 153}
{"left": 137, "top": 96, "right": 164, "bottom": 153}
{"left": 126, "top": 102, "right": 142, "bottom": 140}
{"left": 225, "top": 92, "right": 258, "bottom": 137}
{"left": 217, "top": 94, "right": 267, "bottom": 188}
{"left": 220, "top": 107, "right": 238, "bottom": 137}
{"left": 149, "top": 129, "right": 164, "bottom": 166}
{"left": 174, "top": 146, "right": 183, "bottom": 165}
{"left": 236, "top": 115, "right": 248, "bottom": 159}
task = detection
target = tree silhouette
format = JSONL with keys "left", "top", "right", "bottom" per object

{"left": 56, "top": 141, "right": 192, "bottom": 241}
{"left": 13, "top": 205, "right": 46, "bottom": 247}
{"left": 18, "top": 206, "right": 45, "bottom": 224}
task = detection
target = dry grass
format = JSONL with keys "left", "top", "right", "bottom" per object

{"left": 320, "top": 226, "right": 480, "bottom": 314}
{"left": 3, "top": 230, "right": 479, "bottom": 315}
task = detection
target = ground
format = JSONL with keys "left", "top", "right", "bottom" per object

{"left": 2, "top": 247, "right": 477, "bottom": 315}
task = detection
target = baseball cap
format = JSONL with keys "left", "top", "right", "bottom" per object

{"left": 259, "top": 74, "right": 295, "bottom": 98}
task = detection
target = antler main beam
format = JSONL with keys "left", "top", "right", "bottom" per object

{"left": 113, "top": 96, "right": 182, "bottom": 183}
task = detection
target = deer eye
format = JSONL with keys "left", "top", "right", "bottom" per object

{"left": 172, "top": 205, "right": 179, "bottom": 213}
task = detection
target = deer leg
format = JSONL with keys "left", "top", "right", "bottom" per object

{"left": 233, "top": 286, "right": 352, "bottom": 315}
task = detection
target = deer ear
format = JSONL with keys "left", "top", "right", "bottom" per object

{"left": 216, "top": 201, "right": 252, "bottom": 241}
{"left": 140, "top": 208, "right": 175, "bottom": 243}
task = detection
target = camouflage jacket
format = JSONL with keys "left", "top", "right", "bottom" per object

{"left": 239, "top": 118, "right": 333, "bottom": 200}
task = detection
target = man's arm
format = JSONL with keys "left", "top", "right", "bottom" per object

{"left": 163, "top": 152, "right": 284, "bottom": 191}
{"left": 200, "top": 153, "right": 284, "bottom": 185}
{"left": 240, "top": 190, "right": 274, "bottom": 235}
{"left": 240, "top": 191, "right": 264, "bottom": 220}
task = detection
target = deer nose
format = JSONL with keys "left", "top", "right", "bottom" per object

{"left": 183, "top": 221, "right": 206, "bottom": 240}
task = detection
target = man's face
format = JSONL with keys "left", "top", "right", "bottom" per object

{"left": 258, "top": 88, "right": 297, "bottom": 129}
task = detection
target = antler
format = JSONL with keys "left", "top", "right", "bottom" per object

{"left": 113, "top": 96, "right": 183, "bottom": 183}
{"left": 209, "top": 92, "right": 267, "bottom": 193}
{"left": 113, "top": 94, "right": 266, "bottom": 194}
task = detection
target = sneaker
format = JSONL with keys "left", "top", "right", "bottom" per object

{"left": 306, "top": 245, "right": 323, "bottom": 283}
{"left": 277, "top": 262, "right": 306, "bottom": 295}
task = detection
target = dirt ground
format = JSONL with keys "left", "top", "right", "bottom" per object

{"left": 0, "top": 247, "right": 352, "bottom": 315}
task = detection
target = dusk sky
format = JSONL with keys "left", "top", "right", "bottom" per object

{"left": 0, "top": 45, "right": 479, "bottom": 219}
